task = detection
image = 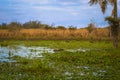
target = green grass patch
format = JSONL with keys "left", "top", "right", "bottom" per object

{"left": 0, "top": 40, "right": 120, "bottom": 80}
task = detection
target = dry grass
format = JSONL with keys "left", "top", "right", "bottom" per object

{"left": 0, "top": 28, "right": 119, "bottom": 40}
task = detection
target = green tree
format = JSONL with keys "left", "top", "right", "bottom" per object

{"left": 23, "top": 21, "right": 41, "bottom": 28}
{"left": 89, "top": 0, "right": 119, "bottom": 48}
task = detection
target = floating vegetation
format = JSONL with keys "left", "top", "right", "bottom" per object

{"left": 0, "top": 40, "right": 119, "bottom": 79}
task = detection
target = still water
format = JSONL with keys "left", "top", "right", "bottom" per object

{"left": 0, "top": 45, "right": 54, "bottom": 62}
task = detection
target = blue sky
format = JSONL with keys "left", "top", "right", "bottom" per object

{"left": 0, "top": 0, "right": 120, "bottom": 28}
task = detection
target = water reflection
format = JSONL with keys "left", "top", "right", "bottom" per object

{"left": 0, "top": 45, "right": 54, "bottom": 62}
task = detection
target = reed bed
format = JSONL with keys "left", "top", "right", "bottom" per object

{"left": 0, "top": 28, "right": 120, "bottom": 40}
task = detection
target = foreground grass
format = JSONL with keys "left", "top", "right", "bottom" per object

{"left": 0, "top": 40, "right": 120, "bottom": 80}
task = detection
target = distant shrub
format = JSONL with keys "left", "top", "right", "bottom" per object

{"left": 8, "top": 22, "right": 22, "bottom": 32}
{"left": 68, "top": 26, "right": 77, "bottom": 30}
{"left": 86, "top": 23, "right": 96, "bottom": 33}
{"left": 0, "top": 23, "right": 8, "bottom": 29}
{"left": 56, "top": 26, "right": 66, "bottom": 30}
{"left": 23, "top": 21, "right": 41, "bottom": 29}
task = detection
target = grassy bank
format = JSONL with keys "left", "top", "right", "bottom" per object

{"left": 0, "top": 40, "right": 120, "bottom": 80}
{"left": 0, "top": 40, "right": 115, "bottom": 49}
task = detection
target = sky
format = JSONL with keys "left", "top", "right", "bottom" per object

{"left": 0, "top": 0, "right": 120, "bottom": 28}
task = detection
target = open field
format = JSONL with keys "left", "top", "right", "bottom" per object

{"left": 0, "top": 0, "right": 120, "bottom": 79}
{"left": 0, "top": 40, "right": 120, "bottom": 80}
{"left": 0, "top": 28, "right": 120, "bottom": 40}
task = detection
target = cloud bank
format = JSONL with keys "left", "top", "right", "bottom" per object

{"left": 0, "top": 0, "right": 119, "bottom": 27}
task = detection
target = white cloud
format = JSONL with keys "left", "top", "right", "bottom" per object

{"left": 80, "top": 0, "right": 89, "bottom": 4}
{"left": 0, "top": 0, "right": 114, "bottom": 27}
{"left": 70, "top": 12, "right": 79, "bottom": 16}
{"left": 33, "top": 6, "right": 63, "bottom": 11}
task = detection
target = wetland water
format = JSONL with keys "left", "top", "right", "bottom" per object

{"left": 0, "top": 45, "right": 108, "bottom": 78}
{"left": 0, "top": 45, "right": 54, "bottom": 62}
{"left": 0, "top": 45, "right": 90, "bottom": 62}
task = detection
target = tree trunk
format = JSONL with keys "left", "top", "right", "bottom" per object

{"left": 111, "top": 25, "right": 119, "bottom": 48}
{"left": 112, "top": 0, "right": 119, "bottom": 48}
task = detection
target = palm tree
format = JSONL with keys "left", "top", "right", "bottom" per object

{"left": 89, "top": 0, "right": 119, "bottom": 48}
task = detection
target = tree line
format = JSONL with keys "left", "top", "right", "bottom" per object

{"left": 0, "top": 21, "right": 77, "bottom": 30}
